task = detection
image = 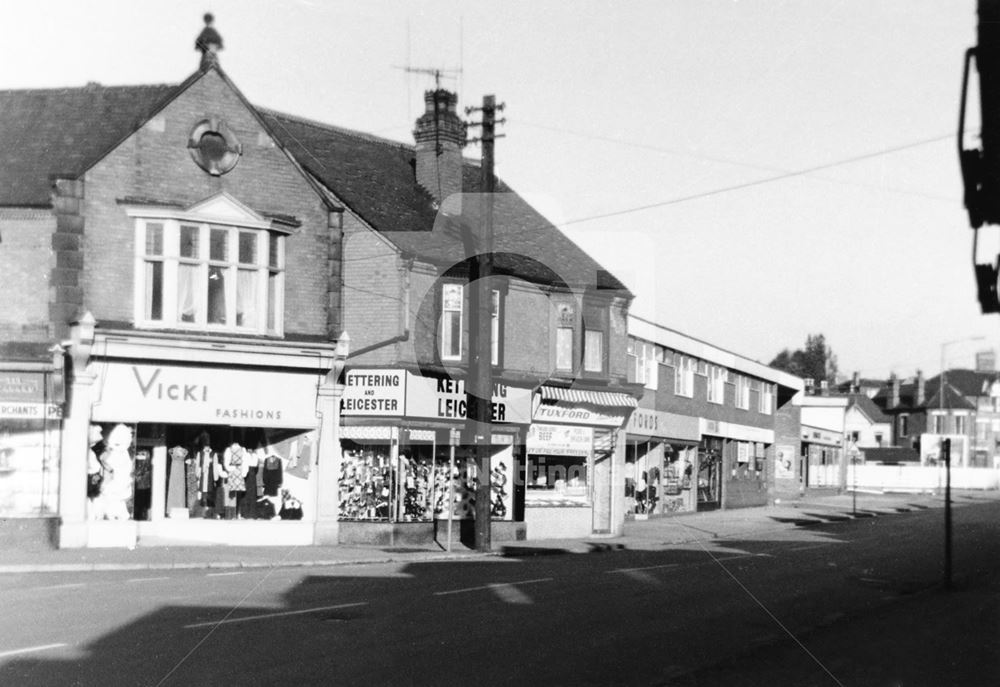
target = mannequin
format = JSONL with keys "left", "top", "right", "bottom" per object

{"left": 100, "top": 424, "right": 134, "bottom": 520}
{"left": 222, "top": 441, "right": 249, "bottom": 520}
{"left": 86, "top": 424, "right": 105, "bottom": 519}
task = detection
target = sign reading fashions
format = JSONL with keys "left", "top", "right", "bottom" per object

{"left": 89, "top": 363, "right": 323, "bottom": 428}
{"left": 341, "top": 370, "right": 406, "bottom": 415}
{"left": 527, "top": 423, "right": 593, "bottom": 456}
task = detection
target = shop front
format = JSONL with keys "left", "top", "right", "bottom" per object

{"left": 527, "top": 386, "right": 636, "bottom": 539}
{"left": 339, "top": 368, "right": 531, "bottom": 546}
{"left": 624, "top": 408, "right": 699, "bottom": 518}
{"left": 699, "top": 419, "right": 774, "bottom": 510}
{"left": 58, "top": 327, "right": 339, "bottom": 548}
{"left": 0, "top": 364, "right": 64, "bottom": 545}
{"left": 801, "top": 425, "right": 843, "bottom": 488}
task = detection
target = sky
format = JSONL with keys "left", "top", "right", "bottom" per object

{"left": 1, "top": 0, "right": 995, "bottom": 380}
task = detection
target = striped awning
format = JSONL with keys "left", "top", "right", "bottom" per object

{"left": 539, "top": 385, "right": 639, "bottom": 408}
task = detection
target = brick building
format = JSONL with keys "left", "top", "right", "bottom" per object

{"left": 625, "top": 316, "right": 802, "bottom": 513}
{"left": 0, "top": 18, "right": 638, "bottom": 547}
{"left": 0, "top": 20, "right": 346, "bottom": 547}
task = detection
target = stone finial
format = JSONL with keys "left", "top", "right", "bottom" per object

{"left": 195, "top": 13, "right": 223, "bottom": 71}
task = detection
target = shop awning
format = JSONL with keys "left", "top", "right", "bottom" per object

{"left": 539, "top": 386, "right": 638, "bottom": 408}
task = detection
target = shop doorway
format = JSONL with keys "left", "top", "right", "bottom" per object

{"left": 696, "top": 450, "right": 721, "bottom": 511}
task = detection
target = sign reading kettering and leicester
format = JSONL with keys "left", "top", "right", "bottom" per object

{"left": 89, "top": 363, "right": 323, "bottom": 428}
{"left": 0, "top": 372, "right": 62, "bottom": 419}
{"left": 341, "top": 369, "right": 532, "bottom": 424}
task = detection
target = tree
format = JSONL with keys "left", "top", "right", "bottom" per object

{"left": 769, "top": 334, "right": 838, "bottom": 383}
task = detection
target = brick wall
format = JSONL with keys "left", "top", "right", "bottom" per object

{"left": 341, "top": 219, "right": 407, "bottom": 366}
{"left": 81, "top": 70, "right": 334, "bottom": 339}
{"left": 0, "top": 211, "right": 55, "bottom": 343}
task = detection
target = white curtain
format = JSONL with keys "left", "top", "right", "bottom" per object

{"left": 237, "top": 269, "right": 257, "bottom": 328}
{"left": 177, "top": 264, "right": 198, "bottom": 322}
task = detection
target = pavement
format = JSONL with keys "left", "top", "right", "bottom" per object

{"left": 1, "top": 488, "right": 998, "bottom": 574}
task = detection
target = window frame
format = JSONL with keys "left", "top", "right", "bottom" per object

{"left": 440, "top": 282, "right": 464, "bottom": 361}
{"left": 759, "top": 381, "right": 774, "bottom": 415}
{"left": 735, "top": 373, "right": 750, "bottom": 410}
{"left": 134, "top": 217, "right": 284, "bottom": 336}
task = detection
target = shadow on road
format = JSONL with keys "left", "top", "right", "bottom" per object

{"left": 2, "top": 504, "right": 998, "bottom": 686}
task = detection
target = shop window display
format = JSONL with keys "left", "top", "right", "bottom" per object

{"left": 338, "top": 439, "right": 514, "bottom": 522}
{"left": 85, "top": 423, "right": 312, "bottom": 522}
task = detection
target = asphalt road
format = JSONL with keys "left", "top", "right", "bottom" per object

{"left": 1, "top": 501, "right": 998, "bottom": 686}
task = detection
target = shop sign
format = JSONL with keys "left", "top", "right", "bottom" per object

{"left": 532, "top": 403, "right": 626, "bottom": 427}
{"left": 626, "top": 408, "right": 699, "bottom": 440}
{"left": 406, "top": 373, "right": 532, "bottom": 424}
{"left": 0, "top": 372, "right": 48, "bottom": 402}
{"left": 0, "top": 402, "right": 62, "bottom": 419}
{"left": 527, "top": 423, "right": 593, "bottom": 456}
{"left": 341, "top": 369, "right": 406, "bottom": 416}
{"left": 89, "top": 363, "right": 323, "bottom": 428}
{"left": 699, "top": 418, "right": 774, "bottom": 443}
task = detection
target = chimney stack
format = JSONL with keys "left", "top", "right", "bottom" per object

{"left": 889, "top": 373, "right": 900, "bottom": 408}
{"left": 413, "top": 89, "right": 467, "bottom": 204}
{"left": 916, "top": 369, "right": 925, "bottom": 406}
{"left": 195, "top": 13, "right": 223, "bottom": 71}
{"left": 851, "top": 371, "right": 860, "bottom": 394}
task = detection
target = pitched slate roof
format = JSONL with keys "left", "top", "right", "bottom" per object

{"left": 259, "top": 109, "right": 629, "bottom": 292}
{"left": 0, "top": 80, "right": 628, "bottom": 293}
{"left": 847, "top": 394, "right": 890, "bottom": 423}
{"left": 0, "top": 84, "right": 179, "bottom": 206}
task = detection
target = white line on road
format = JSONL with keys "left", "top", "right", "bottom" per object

{"left": 206, "top": 571, "right": 246, "bottom": 577}
{"left": 787, "top": 543, "right": 835, "bottom": 552}
{"left": 0, "top": 643, "right": 67, "bottom": 659}
{"left": 126, "top": 576, "right": 171, "bottom": 583}
{"left": 606, "top": 563, "right": 680, "bottom": 574}
{"left": 433, "top": 578, "right": 553, "bottom": 596}
{"left": 33, "top": 583, "right": 87, "bottom": 590}
{"left": 183, "top": 602, "right": 368, "bottom": 628}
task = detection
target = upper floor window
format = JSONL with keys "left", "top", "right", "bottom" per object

{"left": 955, "top": 415, "right": 967, "bottom": 435}
{"left": 491, "top": 290, "right": 501, "bottom": 366}
{"left": 441, "top": 283, "right": 463, "bottom": 360}
{"left": 555, "top": 303, "right": 575, "bottom": 372}
{"left": 735, "top": 374, "right": 750, "bottom": 409}
{"left": 759, "top": 382, "right": 774, "bottom": 415}
{"left": 898, "top": 414, "right": 909, "bottom": 438}
{"left": 627, "top": 339, "right": 658, "bottom": 389}
{"left": 707, "top": 365, "right": 725, "bottom": 404}
{"left": 674, "top": 354, "right": 694, "bottom": 397}
{"left": 135, "top": 219, "right": 284, "bottom": 335}
{"left": 933, "top": 414, "right": 945, "bottom": 434}
{"left": 584, "top": 329, "right": 604, "bottom": 373}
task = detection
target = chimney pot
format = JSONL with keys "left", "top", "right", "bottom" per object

{"left": 413, "top": 89, "right": 467, "bottom": 203}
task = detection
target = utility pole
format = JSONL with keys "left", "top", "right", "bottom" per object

{"left": 465, "top": 95, "right": 505, "bottom": 552}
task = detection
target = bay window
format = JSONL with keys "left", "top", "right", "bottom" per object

{"left": 584, "top": 329, "right": 604, "bottom": 372}
{"left": 135, "top": 218, "right": 284, "bottom": 335}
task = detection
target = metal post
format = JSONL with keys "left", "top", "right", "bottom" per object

{"left": 944, "top": 437, "right": 953, "bottom": 589}
{"left": 447, "top": 428, "right": 459, "bottom": 552}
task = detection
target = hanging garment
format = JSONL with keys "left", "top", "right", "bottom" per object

{"left": 262, "top": 455, "right": 284, "bottom": 496}
{"left": 224, "top": 444, "right": 247, "bottom": 492}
